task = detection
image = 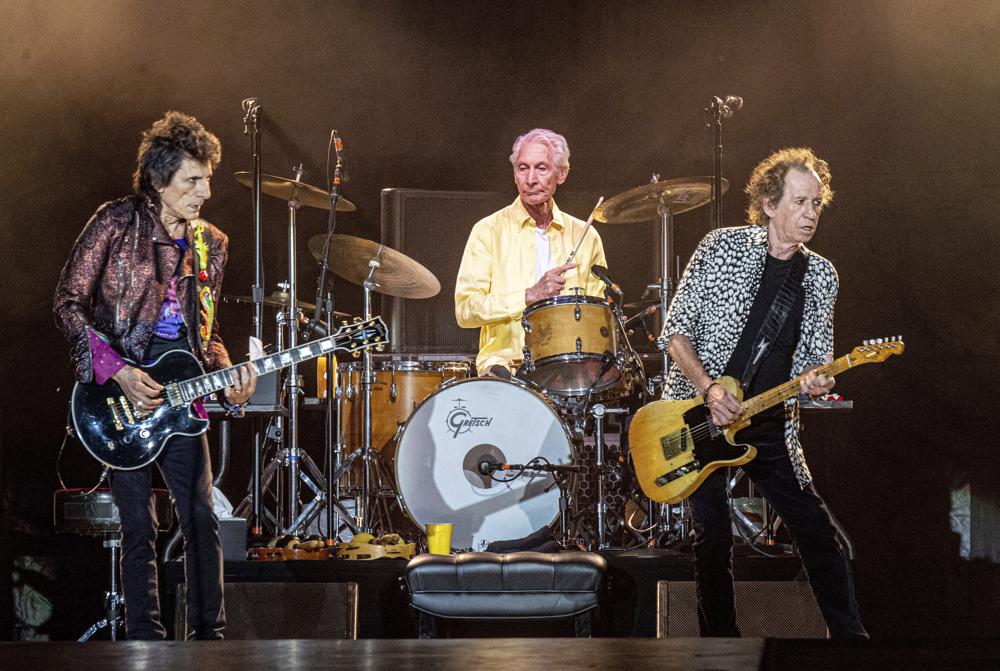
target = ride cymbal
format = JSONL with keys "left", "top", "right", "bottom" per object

{"left": 233, "top": 171, "right": 357, "bottom": 212}
{"left": 593, "top": 176, "right": 728, "bottom": 223}
{"left": 307, "top": 234, "right": 440, "bottom": 299}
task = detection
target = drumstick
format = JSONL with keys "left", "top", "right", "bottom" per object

{"left": 564, "top": 196, "right": 604, "bottom": 265}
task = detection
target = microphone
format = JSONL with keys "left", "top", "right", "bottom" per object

{"left": 591, "top": 265, "right": 623, "bottom": 296}
{"left": 299, "top": 316, "right": 328, "bottom": 338}
{"left": 477, "top": 458, "right": 499, "bottom": 475}
{"left": 489, "top": 462, "right": 585, "bottom": 474}
{"left": 711, "top": 95, "right": 744, "bottom": 119}
{"left": 330, "top": 130, "right": 349, "bottom": 186}
{"left": 488, "top": 364, "right": 513, "bottom": 381}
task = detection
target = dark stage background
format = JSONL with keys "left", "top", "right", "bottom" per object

{"left": 2, "top": 0, "right": 998, "bottom": 639}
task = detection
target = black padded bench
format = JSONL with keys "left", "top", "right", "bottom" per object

{"left": 404, "top": 551, "right": 606, "bottom": 638}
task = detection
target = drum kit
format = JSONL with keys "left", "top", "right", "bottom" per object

{"left": 222, "top": 162, "right": 736, "bottom": 553}
{"left": 226, "top": 99, "right": 757, "bottom": 552}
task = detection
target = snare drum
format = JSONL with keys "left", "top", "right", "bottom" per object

{"left": 339, "top": 356, "right": 470, "bottom": 453}
{"left": 394, "top": 377, "right": 575, "bottom": 551}
{"left": 521, "top": 293, "right": 620, "bottom": 395}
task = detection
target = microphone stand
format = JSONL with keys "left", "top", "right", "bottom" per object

{"left": 707, "top": 97, "right": 726, "bottom": 230}
{"left": 241, "top": 97, "right": 266, "bottom": 539}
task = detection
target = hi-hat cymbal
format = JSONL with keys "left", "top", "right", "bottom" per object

{"left": 307, "top": 234, "right": 440, "bottom": 299}
{"left": 233, "top": 172, "right": 357, "bottom": 212}
{"left": 223, "top": 291, "right": 350, "bottom": 318}
{"left": 593, "top": 177, "right": 727, "bottom": 223}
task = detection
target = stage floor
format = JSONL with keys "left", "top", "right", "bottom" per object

{"left": 4, "top": 638, "right": 1000, "bottom": 671}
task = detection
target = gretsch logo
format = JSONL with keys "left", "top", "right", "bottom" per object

{"left": 446, "top": 398, "right": 493, "bottom": 438}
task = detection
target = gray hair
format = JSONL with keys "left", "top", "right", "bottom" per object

{"left": 509, "top": 128, "right": 570, "bottom": 170}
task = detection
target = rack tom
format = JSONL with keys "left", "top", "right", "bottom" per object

{"left": 339, "top": 356, "right": 471, "bottom": 453}
{"left": 521, "top": 294, "right": 620, "bottom": 395}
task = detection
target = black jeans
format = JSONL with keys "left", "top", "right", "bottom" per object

{"left": 687, "top": 438, "right": 868, "bottom": 639}
{"left": 110, "top": 432, "right": 224, "bottom": 640}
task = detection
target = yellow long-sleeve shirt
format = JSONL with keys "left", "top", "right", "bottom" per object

{"left": 455, "top": 197, "right": 608, "bottom": 374}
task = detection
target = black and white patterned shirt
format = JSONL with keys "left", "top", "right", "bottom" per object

{"left": 660, "top": 225, "right": 838, "bottom": 485}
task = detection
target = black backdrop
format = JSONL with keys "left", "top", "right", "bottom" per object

{"left": 2, "top": 0, "right": 999, "bottom": 639}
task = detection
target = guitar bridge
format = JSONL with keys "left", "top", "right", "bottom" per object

{"left": 655, "top": 460, "right": 700, "bottom": 487}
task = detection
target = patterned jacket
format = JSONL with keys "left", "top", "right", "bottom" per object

{"left": 53, "top": 195, "right": 232, "bottom": 383}
{"left": 661, "top": 225, "right": 838, "bottom": 485}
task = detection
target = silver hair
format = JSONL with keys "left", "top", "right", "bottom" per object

{"left": 509, "top": 128, "right": 571, "bottom": 170}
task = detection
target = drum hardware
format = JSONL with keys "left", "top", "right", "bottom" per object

{"left": 309, "top": 233, "right": 441, "bottom": 534}
{"left": 590, "top": 403, "right": 629, "bottom": 549}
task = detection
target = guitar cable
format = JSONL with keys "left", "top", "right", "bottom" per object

{"left": 57, "top": 404, "right": 109, "bottom": 494}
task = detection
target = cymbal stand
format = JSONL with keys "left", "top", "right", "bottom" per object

{"left": 351, "top": 248, "right": 405, "bottom": 534}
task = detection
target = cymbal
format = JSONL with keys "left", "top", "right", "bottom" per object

{"left": 233, "top": 172, "right": 357, "bottom": 212}
{"left": 307, "top": 234, "right": 440, "bottom": 299}
{"left": 223, "top": 292, "right": 350, "bottom": 318}
{"left": 593, "top": 177, "right": 728, "bottom": 224}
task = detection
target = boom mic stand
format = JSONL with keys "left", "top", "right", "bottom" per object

{"left": 241, "top": 97, "right": 268, "bottom": 539}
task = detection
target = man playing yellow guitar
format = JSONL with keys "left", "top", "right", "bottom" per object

{"left": 651, "top": 148, "right": 868, "bottom": 639}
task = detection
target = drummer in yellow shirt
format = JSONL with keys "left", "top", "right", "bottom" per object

{"left": 455, "top": 128, "right": 608, "bottom": 376}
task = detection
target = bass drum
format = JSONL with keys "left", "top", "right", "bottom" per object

{"left": 395, "top": 378, "right": 574, "bottom": 551}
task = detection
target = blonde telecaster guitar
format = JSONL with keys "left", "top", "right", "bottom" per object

{"left": 629, "top": 337, "right": 905, "bottom": 504}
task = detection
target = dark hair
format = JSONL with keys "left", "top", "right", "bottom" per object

{"left": 745, "top": 147, "right": 833, "bottom": 226}
{"left": 132, "top": 111, "right": 221, "bottom": 199}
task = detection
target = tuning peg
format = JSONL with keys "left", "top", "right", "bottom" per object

{"left": 353, "top": 317, "right": 361, "bottom": 323}
{"left": 862, "top": 339, "right": 869, "bottom": 346}
{"left": 376, "top": 344, "right": 385, "bottom": 352}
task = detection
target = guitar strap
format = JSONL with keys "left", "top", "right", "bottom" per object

{"left": 189, "top": 220, "right": 215, "bottom": 358}
{"left": 739, "top": 249, "right": 808, "bottom": 392}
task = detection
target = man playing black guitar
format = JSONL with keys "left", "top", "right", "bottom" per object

{"left": 660, "top": 147, "right": 867, "bottom": 638}
{"left": 53, "top": 112, "right": 256, "bottom": 640}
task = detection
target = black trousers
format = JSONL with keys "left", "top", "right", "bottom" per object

{"left": 687, "top": 438, "right": 868, "bottom": 639}
{"left": 110, "top": 432, "right": 224, "bottom": 640}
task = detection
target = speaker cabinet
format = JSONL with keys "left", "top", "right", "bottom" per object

{"left": 175, "top": 581, "right": 358, "bottom": 640}
{"left": 380, "top": 188, "right": 661, "bottom": 355}
{"left": 657, "top": 580, "right": 828, "bottom": 638}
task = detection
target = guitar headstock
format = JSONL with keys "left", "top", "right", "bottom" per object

{"left": 851, "top": 336, "right": 905, "bottom": 363}
{"left": 337, "top": 316, "right": 389, "bottom": 353}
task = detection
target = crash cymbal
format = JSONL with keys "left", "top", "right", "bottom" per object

{"left": 307, "top": 234, "right": 440, "bottom": 299}
{"left": 593, "top": 176, "right": 727, "bottom": 223}
{"left": 223, "top": 291, "right": 350, "bottom": 318}
{"left": 233, "top": 171, "right": 357, "bottom": 212}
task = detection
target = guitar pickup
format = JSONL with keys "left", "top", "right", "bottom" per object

{"left": 660, "top": 427, "right": 692, "bottom": 460}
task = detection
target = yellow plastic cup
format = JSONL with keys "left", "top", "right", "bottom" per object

{"left": 426, "top": 523, "right": 454, "bottom": 555}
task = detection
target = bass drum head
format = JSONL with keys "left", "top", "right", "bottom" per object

{"left": 395, "top": 377, "right": 573, "bottom": 551}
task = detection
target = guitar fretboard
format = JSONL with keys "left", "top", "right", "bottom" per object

{"left": 736, "top": 339, "right": 903, "bottom": 420}
{"left": 174, "top": 320, "right": 385, "bottom": 403}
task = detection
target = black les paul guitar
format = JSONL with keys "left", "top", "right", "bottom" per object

{"left": 71, "top": 317, "right": 387, "bottom": 470}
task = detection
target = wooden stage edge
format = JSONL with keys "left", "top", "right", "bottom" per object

{"left": 4, "top": 638, "right": 1000, "bottom": 671}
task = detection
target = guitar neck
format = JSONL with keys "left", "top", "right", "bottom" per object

{"left": 740, "top": 352, "right": 857, "bottom": 420}
{"left": 174, "top": 319, "right": 384, "bottom": 403}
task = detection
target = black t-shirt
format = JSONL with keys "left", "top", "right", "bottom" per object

{"left": 722, "top": 253, "right": 804, "bottom": 445}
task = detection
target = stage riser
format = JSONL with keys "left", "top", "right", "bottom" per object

{"left": 657, "top": 580, "right": 828, "bottom": 638}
